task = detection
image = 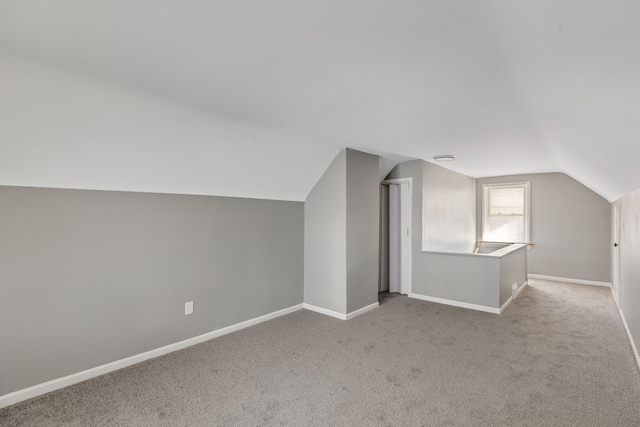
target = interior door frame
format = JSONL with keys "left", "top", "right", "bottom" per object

{"left": 612, "top": 203, "right": 621, "bottom": 305}
{"left": 380, "top": 178, "right": 412, "bottom": 295}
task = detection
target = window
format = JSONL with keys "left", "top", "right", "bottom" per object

{"left": 482, "top": 182, "right": 530, "bottom": 243}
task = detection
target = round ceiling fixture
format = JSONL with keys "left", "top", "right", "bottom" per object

{"left": 433, "top": 154, "right": 455, "bottom": 161}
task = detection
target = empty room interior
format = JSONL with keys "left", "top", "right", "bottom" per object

{"left": 2, "top": 1, "right": 640, "bottom": 425}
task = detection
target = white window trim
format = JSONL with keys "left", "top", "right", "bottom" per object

{"left": 482, "top": 181, "right": 531, "bottom": 244}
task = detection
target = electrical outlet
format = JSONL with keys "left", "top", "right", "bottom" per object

{"left": 185, "top": 301, "right": 194, "bottom": 315}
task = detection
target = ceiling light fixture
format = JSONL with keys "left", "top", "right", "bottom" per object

{"left": 433, "top": 154, "right": 455, "bottom": 161}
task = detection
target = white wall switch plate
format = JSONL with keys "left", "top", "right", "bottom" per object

{"left": 185, "top": 301, "right": 194, "bottom": 315}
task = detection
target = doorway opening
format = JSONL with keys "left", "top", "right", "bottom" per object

{"left": 380, "top": 178, "right": 412, "bottom": 297}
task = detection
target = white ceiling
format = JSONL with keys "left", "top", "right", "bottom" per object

{"left": 1, "top": 1, "right": 639, "bottom": 201}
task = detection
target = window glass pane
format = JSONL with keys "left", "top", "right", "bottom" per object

{"left": 488, "top": 188, "right": 524, "bottom": 216}
{"left": 485, "top": 216, "right": 524, "bottom": 242}
{"left": 483, "top": 183, "right": 529, "bottom": 243}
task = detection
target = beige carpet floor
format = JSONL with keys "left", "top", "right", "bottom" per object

{"left": 2, "top": 279, "right": 639, "bottom": 426}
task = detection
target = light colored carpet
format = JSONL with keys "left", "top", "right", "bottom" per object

{"left": 2, "top": 279, "right": 639, "bottom": 426}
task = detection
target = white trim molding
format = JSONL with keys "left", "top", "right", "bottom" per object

{"left": 528, "top": 274, "right": 610, "bottom": 287}
{"left": 482, "top": 181, "right": 531, "bottom": 244}
{"left": 346, "top": 302, "right": 379, "bottom": 320}
{"left": 380, "top": 177, "right": 413, "bottom": 296}
{"left": 0, "top": 303, "right": 304, "bottom": 410}
{"left": 409, "top": 293, "right": 502, "bottom": 315}
{"left": 303, "top": 303, "right": 347, "bottom": 320}
{"left": 499, "top": 296, "right": 514, "bottom": 314}
{"left": 618, "top": 307, "right": 640, "bottom": 371}
{"left": 514, "top": 280, "right": 528, "bottom": 299}
{"left": 302, "top": 302, "right": 379, "bottom": 321}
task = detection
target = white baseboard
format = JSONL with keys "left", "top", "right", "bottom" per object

{"left": 0, "top": 303, "right": 303, "bottom": 410}
{"left": 618, "top": 307, "right": 640, "bottom": 372}
{"left": 612, "top": 287, "right": 621, "bottom": 310}
{"left": 528, "top": 274, "right": 610, "bottom": 288}
{"left": 303, "top": 303, "right": 347, "bottom": 320}
{"left": 302, "top": 302, "right": 379, "bottom": 321}
{"left": 514, "top": 280, "right": 528, "bottom": 298}
{"left": 499, "top": 281, "right": 528, "bottom": 314}
{"left": 408, "top": 293, "right": 501, "bottom": 315}
{"left": 499, "top": 296, "right": 514, "bottom": 314}
{"left": 346, "top": 302, "right": 379, "bottom": 320}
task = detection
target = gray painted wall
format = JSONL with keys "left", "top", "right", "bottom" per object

{"left": 423, "top": 162, "right": 476, "bottom": 253}
{"left": 499, "top": 246, "right": 528, "bottom": 306}
{"left": 414, "top": 246, "right": 526, "bottom": 309}
{"left": 304, "top": 150, "right": 347, "bottom": 314}
{"left": 476, "top": 173, "right": 611, "bottom": 282}
{"left": 613, "top": 188, "right": 640, "bottom": 367}
{"left": 0, "top": 186, "right": 303, "bottom": 396}
{"left": 304, "top": 148, "right": 381, "bottom": 315}
{"left": 419, "top": 253, "right": 499, "bottom": 307}
{"left": 388, "top": 160, "right": 481, "bottom": 300}
{"left": 346, "top": 149, "right": 380, "bottom": 313}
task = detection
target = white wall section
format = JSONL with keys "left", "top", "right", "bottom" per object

{"left": 422, "top": 162, "right": 476, "bottom": 253}
{"left": 2, "top": 2, "right": 640, "bottom": 201}
{"left": 613, "top": 188, "right": 640, "bottom": 370}
{"left": 0, "top": 52, "right": 337, "bottom": 201}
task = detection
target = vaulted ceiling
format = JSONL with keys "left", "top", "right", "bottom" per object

{"left": 1, "top": 1, "right": 639, "bottom": 201}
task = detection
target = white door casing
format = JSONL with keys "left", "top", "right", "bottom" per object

{"left": 385, "top": 179, "right": 411, "bottom": 295}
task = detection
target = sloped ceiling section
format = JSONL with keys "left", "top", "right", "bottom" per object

{"left": 1, "top": 1, "right": 639, "bottom": 201}
{"left": 0, "top": 52, "right": 338, "bottom": 201}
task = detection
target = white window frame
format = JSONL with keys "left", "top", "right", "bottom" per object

{"left": 482, "top": 182, "right": 531, "bottom": 244}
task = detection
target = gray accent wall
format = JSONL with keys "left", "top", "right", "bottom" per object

{"left": 476, "top": 173, "right": 611, "bottom": 283}
{"left": 0, "top": 186, "right": 303, "bottom": 397}
{"left": 419, "top": 253, "right": 499, "bottom": 307}
{"left": 417, "top": 245, "right": 526, "bottom": 310}
{"left": 499, "top": 246, "right": 528, "bottom": 306}
{"left": 304, "top": 148, "right": 380, "bottom": 315}
{"left": 304, "top": 150, "right": 348, "bottom": 313}
{"left": 613, "top": 187, "right": 640, "bottom": 367}
{"left": 346, "top": 149, "right": 380, "bottom": 313}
